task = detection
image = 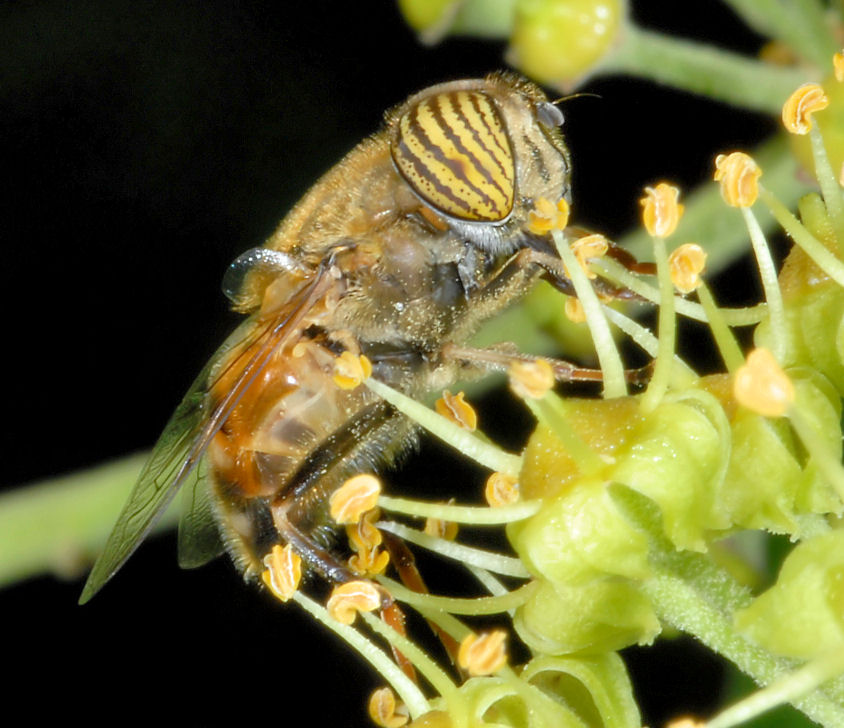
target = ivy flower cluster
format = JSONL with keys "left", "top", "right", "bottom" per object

{"left": 255, "top": 51, "right": 844, "bottom": 728}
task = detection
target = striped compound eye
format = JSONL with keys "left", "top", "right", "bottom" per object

{"left": 391, "top": 90, "right": 515, "bottom": 222}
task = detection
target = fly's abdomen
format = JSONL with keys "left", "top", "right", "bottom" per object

{"left": 206, "top": 340, "right": 405, "bottom": 576}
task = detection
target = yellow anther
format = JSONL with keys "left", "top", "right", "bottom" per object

{"left": 665, "top": 719, "right": 705, "bottom": 728}
{"left": 333, "top": 351, "right": 372, "bottom": 389}
{"left": 834, "top": 51, "right": 844, "bottom": 83}
{"left": 668, "top": 243, "right": 707, "bottom": 294}
{"left": 424, "top": 508, "right": 459, "bottom": 541}
{"left": 346, "top": 508, "right": 383, "bottom": 552}
{"left": 509, "top": 359, "right": 555, "bottom": 400}
{"left": 349, "top": 546, "right": 390, "bottom": 577}
{"left": 569, "top": 233, "right": 609, "bottom": 280}
{"left": 527, "top": 196, "right": 570, "bottom": 235}
{"left": 435, "top": 390, "right": 478, "bottom": 431}
{"left": 564, "top": 296, "right": 586, "bottom": 323}
{"left": 485, "top": 471, "right": 520, "bottom": 507}
{"left": 329, "top": 473, "right": 382, "bottom": 525}
{"left": 782, "top": 82, "right": 829, "bottom": 135}
{"left": 733, "top": 347, "right": 795, "bottom": 418}
{"left": 457, "top": 630, "right": 508, "bottom": 676}
{"left": 326, "top": 580, "right": 382, "bottom": 624}
{"left": 369, "top": 687, "right": 409, "bottom": 728}
{"left": 640, "top": 182, "right": 684, "bottom": 238}
{"left": 714, "top": 152, "right": 762, "bottom": 208}
{"left": 261, "top": 544, "right": 302, "bottom": 602}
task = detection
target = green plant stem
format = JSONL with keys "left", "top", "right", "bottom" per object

{"left": 720, "top": 0, "right": 838, "bottom": 69}
{"left": 709, "top": 646, "right": 844, "bottom": 728}
{"left": 0, "top": 453, "right": 158, "bottom": 589}
{"left": 598, "top": 26, "right": 814, "bottom": 114}
{"left": 612, "top": 485, "right": 844, "bottom": 727}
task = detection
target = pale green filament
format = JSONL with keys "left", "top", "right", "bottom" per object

{"left": 292, "top": 591, "right": 431, "bottom": 719}
{"left": 761, "top": 187, "right": 844, "bottom": 287}
{"left": 377, "top": 495, "right": 540, "bottom": 525}
{"left": 377, "top": 520, "right": 530, "bottom": 577}
{"left": 742, "top": 206, "right": 788, "bottom": 362}
{"left": 601, "top": 305, "right": 698, "bottom": 384}
{"left": 809, "top": 124, "right": 844, "bottom": 245}
{"left": 379, "top": 575, "right": 538, "bottom": 615}
{"left": 358, "top": 610, "right": 467, "bottom": 722}
{"left": 365, "top": 377, "right": 522, "bottom": 476}
{"left": 551, "top": 229, "right": 626, "bottom": 398}
{"left": 696, "top": 281, "right": 746, "bottom": 373}
{"left": 640, "top": 236, "right": 676, "bottom": 412}
{"left": 708, "top": 645, "right": 844, "bottom": 728}
{"left": 595, "top": 257, "right": 768, "bottom": 326}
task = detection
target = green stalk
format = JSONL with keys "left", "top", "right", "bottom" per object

{"left": 598, "top": 26, "right": 814, "bottom": 114}
{"left": 721, "top": 0, "right": 838, "bottom": 69}
{"left": 0, "top": 453, "right": 154, "bottom": 589}
{"left": 612, "top": 484, "right": 844, "bottom": 727}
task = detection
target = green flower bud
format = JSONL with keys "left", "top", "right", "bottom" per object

{"left": 521, "top": 653, "right": 642, "bottom": 728}
{"left": 508, "top": 477, "right": 651, "bottom": 586}
{"left": 397, "top": 0, "right": 459, "bottom": 33}
{"left": 509, "top": 0, "right": 624, "bottom": 85}
{"left": 515, "top": 578, "right": 660, "bottom": 655}
{"left": 721, "top": 408, "right": 804, "bottom": 533}
{"left": 734, "top": 530, "right": 844, "bottom": 659}
{"left": 610, "top": 392, "right": 730, "bottom": 551}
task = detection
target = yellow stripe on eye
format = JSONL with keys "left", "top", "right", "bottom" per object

{"left": 392, "top": 91, "right": 515, "bottom": 222}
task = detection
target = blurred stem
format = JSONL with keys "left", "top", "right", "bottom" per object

{"left": 0, "top": 453, "right": 159, "bottom": 589}
{"left": 597, "top": 25, "right": 814, "bottom": 113}
{"left": 720, "top": 0, "right": 838, "bottom": 69}
{"left": 451, "top": 0, "right": 516, "bottom": 38}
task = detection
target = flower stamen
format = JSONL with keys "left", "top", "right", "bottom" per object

{"left": 509, "top": 359, "right": 555, "bottom": 400}
{"left": 714, "top": 152, "right": 762, "bottom": 207}
{"left": 330, "top": 473, "right": 382, "bottom": 525}
{"left": 434, "top": 390, "right": 478, "bottom": 431}
{"left": 485, "top": 472, "right": 520, "bottom": 507}
{"left": 640, "top": 182, "right": 683, "bottom": 237}
{"left": 333, "top": 351, "right": 373, "bottom": 389}
{"left": 733, "top": 347, "right": 795, "bottom": 417}
{"left": 457, "top": 630, "right": 508, "bottom": 676}
{"left": 369, "top": 687, "right": 409, "bottom": 728}
{"left": 782, "top": 83, "right": 829, "bottom": 135}
{"left": 326, "top": 580, "right": 382, "bottom": 624}
{"left": 261, "top": 544, "right": 302, "bottom": 602}
{"left": 668, "top": 243, "right": 707, "bottom": 294}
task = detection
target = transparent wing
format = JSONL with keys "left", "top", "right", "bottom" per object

{"left": 177, "top": 459, "right": 224, "bottom": 569}
{"left": 79, "top": 262, "right": 338, "bottom": 604}
{"left": 78, "top": 319, "right": 254, "bottom": 604}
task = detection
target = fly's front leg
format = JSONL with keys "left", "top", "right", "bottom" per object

{"left": 454, "top": 247, "right": 652, "bottom": 386}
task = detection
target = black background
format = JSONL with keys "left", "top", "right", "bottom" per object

{"left": 2, "top": 1, "right": 777, "bottom": 725}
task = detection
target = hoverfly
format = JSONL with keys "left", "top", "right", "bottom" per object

{"left": 80, "top": 73, "right": 644, "bottom": 605}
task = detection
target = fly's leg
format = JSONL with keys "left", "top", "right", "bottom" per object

{"left": 381, "top": 531, "right": 464, "bottom": 674}
{"left": 458, "top": 246, "right": 652, "bottom": 386}
{"left": 441, "top": 342, "right": 652, "bottom": 387}
{"left": 269, "top": 400, "right": 404, "bottom": 600}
